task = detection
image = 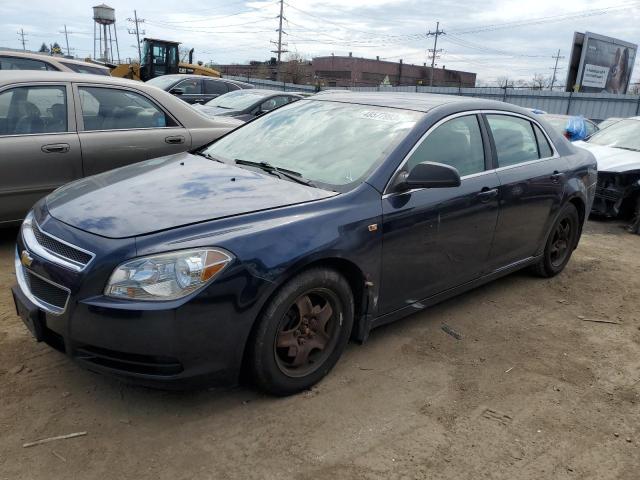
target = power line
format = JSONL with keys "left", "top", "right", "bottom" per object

{"left": 426, "top": 22, "right": 445, "bottom": 86}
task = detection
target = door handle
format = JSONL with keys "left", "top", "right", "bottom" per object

{"left": 550, "top": 171, "right": 564, "bottom": 183}
{"left": 477, "top": 187, "right": 499, "bottom": 202}
{"left": 165, "top": 135, "right": 185, "bottom": 145}
{"left": 41, "top": 143, "right": 70, "bottom": 153}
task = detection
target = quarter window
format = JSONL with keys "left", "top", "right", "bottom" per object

{"left": 487, "top": 115, "right": 540, "bottom": 167}
{"left": 78, "top": 87, "right": 176, "bottom": 131}
{"left": 406, "top": 115, "right": 486, "bottom": 177}
{"left": 533, "top": 124, "right": 553, "bottom": 158}
{"left": 0, "top": 85, "right": 67, "bottom": 135}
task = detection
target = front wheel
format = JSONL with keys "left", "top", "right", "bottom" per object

{"left": 532, "top": 203, "right": 580, "bottom": 277}
{"left": 248, "top": 268, "right": 354, "bottom": 396}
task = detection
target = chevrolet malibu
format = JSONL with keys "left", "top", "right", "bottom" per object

{"left": 12, "top": 92, "right": 597, "bottom": 396}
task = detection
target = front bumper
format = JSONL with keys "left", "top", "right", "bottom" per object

{"left": 12, "top": 212, "right": 259, "bottom": 389}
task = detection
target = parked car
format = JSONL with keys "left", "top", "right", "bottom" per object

{"left": 0, "top": 50, "right": 111, "bottom": 75}
{"left": 574, "top": 117, "right": 640, "bottom": 233}
{"left": 597, "top": 117, "right": 623, "bottom": 130}
{"left": 12, "top": 92, "right": 596, "bottom": 395}
{"left": 146, "top": 74, "right": 253, "bottom": 104}
{"left": 536, "top": 113, "right": 599, "bottom": 141}
{"left": 192, "top": 89, "right": 303, "bottom": 122}
{"left": 0, "top": 71, "right": 242, "bottom": 225}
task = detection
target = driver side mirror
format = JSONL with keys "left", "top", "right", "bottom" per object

{"left": 392, "top": 161, "right": 461, "bottom": 192}
{"left": 169, "top": 87, "right": 185, "bottom": 96}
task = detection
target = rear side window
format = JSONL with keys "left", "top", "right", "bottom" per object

{"left": 533, "top": 124, "right": 553, "bottom": 158}
{"left": 78, "top": 87, "right": 177, "bottom": 131}
{"left": 204, "top": 80, "right": 229, "bottom": 95}
{"left": 0, "top": 85, "right": 67, "bottom": 135}
{"left": 406, "top": 115, "right": 486, "bottom": 177}
{"left": 487, "top": 115, "right": 539, "bottom": 167}
{"left": 0, "top": 56, "right": 56, "bottom": 71}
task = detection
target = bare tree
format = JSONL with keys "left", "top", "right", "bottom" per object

{"left": 280, "top": 52, "right": 311, "bottom": 84}
{"left": 531, "top": 73, "right": 549, "bottom": 90}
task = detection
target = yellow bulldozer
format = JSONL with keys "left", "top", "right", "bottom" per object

{"left": 109, "top": 38, "right": 221, "bottom": 81}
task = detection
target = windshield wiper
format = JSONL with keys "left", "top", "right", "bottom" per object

{"left": 234, "top": 159, "right": 316, "bottom": 187}
{"left": 196, "top": 151, "right": 224, "bottom": 163}
{"left": 613, "top": 146, "right": 640, "bottom": 152}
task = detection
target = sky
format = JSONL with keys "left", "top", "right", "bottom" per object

{"left": 1, "top": 0, "right": 639, "bottom": 86}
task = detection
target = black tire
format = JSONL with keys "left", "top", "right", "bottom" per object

{"left": 248, "top": 268, "right": 354, "bottom": 396}
{"left": 531, "top": 203, "right": 580, "bottom": 278}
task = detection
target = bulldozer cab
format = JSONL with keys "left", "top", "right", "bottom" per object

{"left": 140, "top": 38, "right": 180, "bottom": 81}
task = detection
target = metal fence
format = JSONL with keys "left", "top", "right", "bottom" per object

{"left": 225, "top": 75, "right": 640, "bottom": 121}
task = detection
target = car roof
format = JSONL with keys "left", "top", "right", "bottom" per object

{"left": 0, "top": 51, "right": 110, "bottom": 70}
{"left": 309, "top": 90, "right": 526, "bottom": 114}
{"left": 0, "top": 70, "right": 142, "bottom": 86}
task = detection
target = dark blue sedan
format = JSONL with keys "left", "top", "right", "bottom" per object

{"left": 12, "top": 92, "right": 597, "bottom": 395}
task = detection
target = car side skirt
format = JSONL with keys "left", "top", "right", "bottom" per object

{"left": 365, "top": 255, "right": 542, "bottom": 337}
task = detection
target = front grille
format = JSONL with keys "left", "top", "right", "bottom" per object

{"left": 24, "top": 270, "right": 69, "bottom": 310}
{"left": 32, "top": 223, "right": 93, "bottom": 266}
{"left": 75, "top": 346, "right": 183, "bottom": 376}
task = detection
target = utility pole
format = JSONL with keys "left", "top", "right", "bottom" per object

{"left": 60, "top": 25, "right": 71, "bottom": 55}
{"left": 549, "top": 49, "right": 565, "bottom": 91}
{"left": 127, "top": 10, "right": 145, "bottom": 63}
{"left": 275, "top": 0, "right": 286, "bottom": 64}
{"left": 17, "top": 28, "right": 27, "bottom": 50}
{"left": 426, "top": 22, "right": 445, "bottom": 86}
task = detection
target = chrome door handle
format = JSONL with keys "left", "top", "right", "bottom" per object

{"left": 477, "top": 187, "right": 498, "bottom": 202}
{"left": 165, "top": 136, "right": 185, "bottom": 144}
{"left": 41, "top": 143, "right": 70, "bottom": 153}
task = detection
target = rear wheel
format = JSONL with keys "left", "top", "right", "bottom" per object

{"left": 249, "top": 268, "right": 354, "bottom": 396}
{"left": 532, "top": 203, "right": 580, "bottom": 277}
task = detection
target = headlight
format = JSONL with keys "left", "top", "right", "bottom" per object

{"left": 104, "top": 248, "right": 233, "bottom": 301}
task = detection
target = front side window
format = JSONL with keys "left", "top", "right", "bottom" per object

{"left": 405, "top": 115, "right": 485, "bottom": 177}
{"left": 78, "top": 86, "right": 176, "bottom": 131}
{"left": 0, "top": 56, "right": 55, "bottom": 71}
{"left": 177, "top": 79, "right": 202, "bottom": 95}
{"left": 203, "top": 100, "right": 422, "bottom": 190}
{"left": 0, "top": 85, "right": 67, "bottom": 135}
{"left": 487, "top": 115, "right": 539, "bottom": 167}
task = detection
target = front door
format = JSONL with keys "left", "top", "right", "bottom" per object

{"left": 379, "top": 114, "right": 499, "bottom": 315}
{"left": 0, "top": 83, "right": 81, "bottom": 223}
{"left": 483, "top": 114, "right": 567, "bottom": 269}
{"left": 74, "top": 85, "right": 192, "bottom": 176}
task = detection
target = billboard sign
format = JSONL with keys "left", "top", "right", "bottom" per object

{"left": 565, "top": 32, "right": 637, "bottom": 94}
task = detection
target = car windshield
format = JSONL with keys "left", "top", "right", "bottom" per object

{"left": 204, "top": 90, "right": 268, "bottom": 109}
{"left": 60, "top": 62, "right": 110, "bottom": 75}
{"left": 202, "top": 100, "right": 422, "bottom": 189}
{"left": 586, "top": 119, "right": 640, "bottom": 151}
{"left": 146, "top": 76, "right": 180, "bottom": 90}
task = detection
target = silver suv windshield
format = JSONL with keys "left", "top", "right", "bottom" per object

{"left": 202, "top": 99, "right": 422, "bottom": 189}
{"left": 587, "top": 118, "right": 640, "bottom": 151}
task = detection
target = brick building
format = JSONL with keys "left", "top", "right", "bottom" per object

{"left": 220, "top": 54, "right": 476, "bottom": 88}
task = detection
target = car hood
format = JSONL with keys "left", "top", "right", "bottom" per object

{"left": 46, "top": 153, "right": 336, "bottom": 239}
{"left": 574, "top": 141, "right": 640, "bottom": 173}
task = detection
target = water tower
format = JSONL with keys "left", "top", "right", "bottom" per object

{"left": 93, "top": 4, "right": 120, "bottom": 63}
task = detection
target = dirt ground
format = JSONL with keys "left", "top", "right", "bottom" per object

{"left": 0, "top": 220, "right": 639, "bottom": 480}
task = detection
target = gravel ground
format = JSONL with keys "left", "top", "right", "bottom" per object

{"left": 0, "top": 220, "right": 638, "bottom": 480}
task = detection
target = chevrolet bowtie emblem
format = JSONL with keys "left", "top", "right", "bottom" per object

{"left": 20, "top": 250, "right": 33, "bottom": 268}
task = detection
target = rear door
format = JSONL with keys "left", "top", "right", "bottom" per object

{"left": 0, "top": 82, "right": 81, "bottom": 223}
{"left": 74, "top": 84, "right": 192, "bottom": 176}
{"left": 484, "top": 113, "right": 568, "bottom": 270}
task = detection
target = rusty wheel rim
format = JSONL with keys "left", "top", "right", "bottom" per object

{"left": 274, "top": 288, "right": 341, "bottom": 378}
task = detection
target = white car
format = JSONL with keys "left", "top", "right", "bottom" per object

{"left": 575, "top": 117, "right": 640, "bottom": 232}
